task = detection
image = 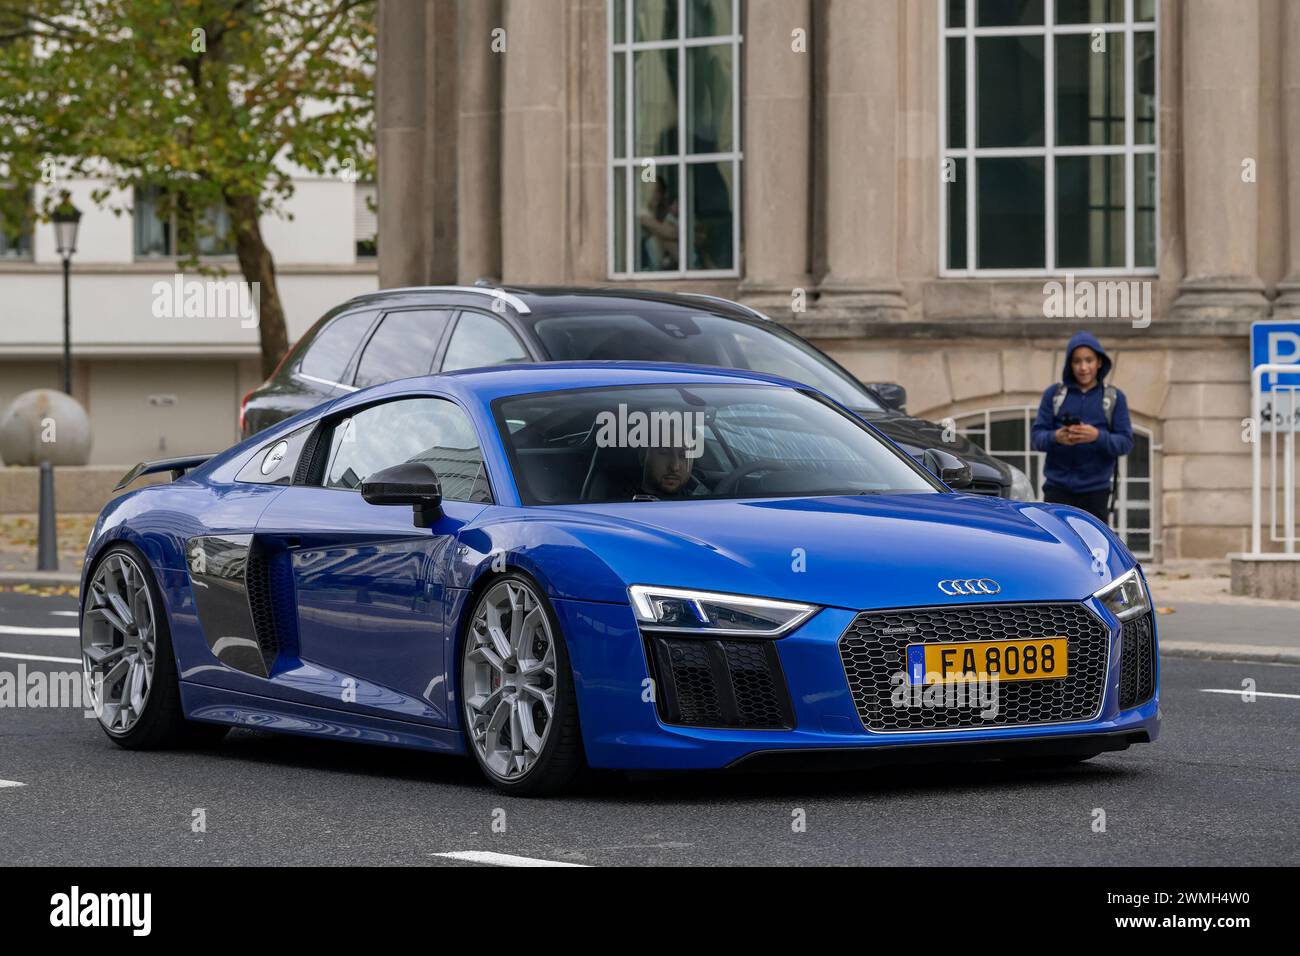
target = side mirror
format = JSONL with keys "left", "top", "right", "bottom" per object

{"left": 923, "top": 448, "right": 972, "bottom": 489}
{"left": 868, "top": 382, "right": 907, "bottom": 412}
{"left": 361, "top": 461, "right": 443, "bottom": 528}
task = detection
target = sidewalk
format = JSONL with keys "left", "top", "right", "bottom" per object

{"left": 0, "top": 513, "right": 89, "bottom": 591}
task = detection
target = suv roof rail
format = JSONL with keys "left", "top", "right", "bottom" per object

{"left": 362, "top": 285, "right": 532, "bottom": 314}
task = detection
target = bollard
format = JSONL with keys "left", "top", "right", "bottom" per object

{"left": 37, "top": 461, "right": 58, "bottom": 572}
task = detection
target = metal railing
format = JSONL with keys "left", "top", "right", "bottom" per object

{"left": 1249, "top": 364, "right": 1300, "bottom": 555}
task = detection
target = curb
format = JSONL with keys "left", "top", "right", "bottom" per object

{"left": 0, "top": 570, "right": 81, "bottom": 587}
{"left": 1161, "top": 641, "right": 1300, "bottom": 665}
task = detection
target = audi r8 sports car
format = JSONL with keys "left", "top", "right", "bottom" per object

{"left": 82, "top": 363, "right": 1159, "bottom": 795}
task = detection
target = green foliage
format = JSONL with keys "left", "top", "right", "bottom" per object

{"left": 0, "top": 0, "right": 375, "bottom": 264}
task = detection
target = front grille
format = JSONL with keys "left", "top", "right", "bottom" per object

{"left": 838, "top": 603, "right": 1109, "bottom": 732}
{"left": 646, "top": 635, "right": 793, "bottom": 729}
{"left": 1118, "top": 612, "right": 1156, "bottom": 709}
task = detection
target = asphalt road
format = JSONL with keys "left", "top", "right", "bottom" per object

{"left": 1, "top": 589, "right": 1297, "bottom": 866}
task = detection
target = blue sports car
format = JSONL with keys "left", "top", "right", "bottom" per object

{"left": 81, "top": 363, "right": 1159, "bottom": 794}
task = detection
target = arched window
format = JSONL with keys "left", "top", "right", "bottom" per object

{"left": 956, "top": 406, "right": 1156, "bottom": 558}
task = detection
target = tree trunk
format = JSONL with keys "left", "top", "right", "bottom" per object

{"left": 227, "top": 192, "right": 290, "bottom": 380}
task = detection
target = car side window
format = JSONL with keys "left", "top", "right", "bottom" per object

{"left": 321, "top": 397, "right": 492, "bottom": 502}
{"left": 441, "top": 311, "right": 529, "bottom": 372}
{"left": 354, "top": 309, "right": 452, "bottom": 388}
{"left": 299, "top": 311, "right": 376, "bottom": 384}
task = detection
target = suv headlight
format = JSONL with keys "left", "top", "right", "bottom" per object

{"left": 1093, "top": 567, "right": 1151, "bottom": 622}
{"left": 1008, "top": 464, "right": 1035, "bottom": 501}
{"left": 628, "top": 585, "right": 816, "bottom": 637}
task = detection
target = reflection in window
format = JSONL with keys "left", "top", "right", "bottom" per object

{"left": 942, "top": 1, "right": 1157, "bottom": 273}
{"left": 0, "top": 187, "right": 33, "bottom": 259}
{"left": 610, "top": 0, "right": 740, "bottom": 277}
{"left": 134, "top": 185, "right": 234, "bottom": 258}
{"left": 958, "top": 405, "right": 1155, "bottom": 557}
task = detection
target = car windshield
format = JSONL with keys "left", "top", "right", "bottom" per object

{"left": 495, "top": 384, "right": 937, "bottom": 506}
{"left": 530, "top": 309, "right": 883, "bottom": 411}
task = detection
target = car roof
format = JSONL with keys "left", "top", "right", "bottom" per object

{"left": 338, "top": 284, "right": 770, "bottom": 324}
{"left": 351, "top": 361, "right": 813, "bottom": 408}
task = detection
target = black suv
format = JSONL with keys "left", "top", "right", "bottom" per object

{"left": 240, "top": 285, "right": 1026, "bottom": 498}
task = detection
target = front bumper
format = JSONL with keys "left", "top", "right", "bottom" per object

{"left": 556, "top": 597, "right": 1160, "bottom": 771}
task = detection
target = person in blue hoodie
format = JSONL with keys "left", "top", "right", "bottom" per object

{"left": 1031, "top": 331, "right": 1133, "bottom": 523}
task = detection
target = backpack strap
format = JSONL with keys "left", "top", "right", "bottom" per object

{"left": 1102, "top": 385, "right": 1117, "bottom": 429}
{"left": 1051, "top": 382, "right": 1068, "bottom": 417}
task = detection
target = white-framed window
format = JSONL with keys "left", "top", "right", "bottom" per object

{"left": 134, "top": 184, "right": 235, "bottom": 258}
{"left": 957, "top": 405, "right": 1156, "bottom": 558}
{"left": 0, "top": 186, "right": 33, "bottom": 260}
{"left": 608, "top": 0, "right": 742, "bottom": 278}
{"left": 939, "top": 0, "right": 1157, "bottom": 276}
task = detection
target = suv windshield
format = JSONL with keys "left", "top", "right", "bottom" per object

{"left": 530, "top": 309, "right": 883, "bottom": 411}
{"left": 495, "top": 384, "right": 936, "bottom": 506}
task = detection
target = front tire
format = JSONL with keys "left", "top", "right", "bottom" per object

{"left": 81, "top": 544, "right": 228, "bottom": 750}
{"left": 460, "top": 574, "right": 585, "bottom": 796}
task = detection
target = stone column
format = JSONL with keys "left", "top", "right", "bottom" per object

{"left": 737, "top": 0, "right": 813, "bottom": 313}
{"left": 425, "top": 0, "right": 459, "bottom": 283}
{"left": 500, "top": 0, "right": 567, "bottom": 282}
{"left": 1275, "top": 0, "right": 1300, "bottom": 316}
{"left": 1171, "top": 0, "right": 1270, "bottom": 321}
{"left": 376, "top": 0, "right": 429, "bottom": 288}
{"left": 457, "top": 0, "right": 504, "bottom": 282}
{"left": 817, "top": 0, "right": 906, "bottom": 319}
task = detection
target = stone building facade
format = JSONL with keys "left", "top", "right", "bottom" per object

{"left": 376, "top": 0, "right": 1300, "bottom": 561}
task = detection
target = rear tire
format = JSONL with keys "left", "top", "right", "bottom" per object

{"left": 82, "top": 543, "right": 229, "bottom": 750}
{"left": 460, "top": 574, "right": 585, "bottom": 796}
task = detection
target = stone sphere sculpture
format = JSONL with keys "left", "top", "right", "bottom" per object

{"left": 0, "top": 389, "right": 93, "bottom": 466}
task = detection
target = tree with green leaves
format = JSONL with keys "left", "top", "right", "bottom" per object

{"left": 0, "top": 0, "right": 376, "bottom": 377}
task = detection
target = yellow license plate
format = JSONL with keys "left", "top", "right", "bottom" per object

{"left": 906, "top": 638, "right": 1068, "bottom": 685}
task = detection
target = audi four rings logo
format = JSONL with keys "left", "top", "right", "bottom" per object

{"left": 937, "top": 578, "right": 1001, "bottom": 595}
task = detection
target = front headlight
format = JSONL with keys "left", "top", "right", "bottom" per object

{"left": 1008, "top": 464, "right": 1036, "bottom": 501}
{"left": 1093, "top": 567, "right": 1151, "bottom": 622}
{"left": 628, "top": 585, "right": 816, "bottom": 637}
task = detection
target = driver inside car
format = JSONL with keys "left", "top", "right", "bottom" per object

{"left": 633, "top": 442, "right": 706, "bottom": 500}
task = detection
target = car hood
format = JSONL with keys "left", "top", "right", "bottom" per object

{"left": 541, "top": 494, "right": 1131, "bottom": 610}
{"left": 854, "top": 409, "right": 1011, "bottom": 488}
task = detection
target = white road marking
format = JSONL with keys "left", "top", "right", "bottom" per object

{"left": 434, "top": 850, "right": 588, "bottom": 868}
{"left": 1200, "top": 688, "right": 1300, "bottom": 700}
{"left": 0, "top": 780, "right": 25, "bottom": 789}
{"left": 0, "top": 625, "right": 79, "bottom": 637}
{"left": 0, "top": 651, "right": 80, "bottom": 665}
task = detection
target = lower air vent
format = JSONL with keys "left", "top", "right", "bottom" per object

{"left": 645, "top": 635, "right": 793, "bottom": 729}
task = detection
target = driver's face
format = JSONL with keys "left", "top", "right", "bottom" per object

{"left": 643, "top": 445, "right": 689, "bottom": 494}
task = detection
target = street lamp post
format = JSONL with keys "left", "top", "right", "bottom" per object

{"left": 51, "top": 195, "right": 81, "bottom": 396}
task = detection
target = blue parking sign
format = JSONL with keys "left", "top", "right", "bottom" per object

{"left": 1251, "top": 320, "right": 1300, "bottom": 391}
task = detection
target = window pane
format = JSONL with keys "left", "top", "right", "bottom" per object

{"left": 1129, "top": 433, "right": 1150, "bottom": 478}
{"left": 613, "top": 165, "right": 628, "bottom": 273}
{"left": 354, "top": 310, "right": 451, "bottom": 388}
{"left": 300, "top": 312, "right": 375, "bottom": 383}
{"left": 977, "top": 157, "right": 1045, "bottom": 268}
{"left": 946, "top": 156, "right": 968, "bottom": 270}
{"left": 1135, "top": 152, "right": 1156, "bottom": 267}
{"left": 613, "top": 52, "right": 627, "bottom": 158}
{"left": 1056, "top": 33, "right": 1124, "bottom": 147}
{"left": 325, "top": 398, "right": 488, "bottom": 502}
{"left": 134, "top": 186, "right": 172, "bottom": 256}
{"left": 947, "top": 0, "right": 965, "bottom": 28}
{"left": 1134, "top": 30, "right": 1156, "bottom": 145}
{"left": 687, "top": 160, "right": 733, "bottom": 270}
{"left": 634, "top": 0, "right": 677, "bottom": 41}
{"left": 991, "top": 417, "right": 1028, "bottom": 452}
{"left": 633, "top": 48, "right": 678, "bottom": 156}
{"left": 977, "top": 36, "right": 1044, "bottom": 147}
{"left": 612, "top": 0, "right": 625, "bottom": 44}
{"left": 442, "top": 312, "right": 529, "bottom": 372}
{"left": 636, "top": 164, "right": 680, "bottom": 271}
{"left": 1056, "top": 154, "right": 1125, "bottom": 268}
{"left": 687, "top": 44, "right": 732, "bottom": 153}
{"left": 1136, "top": 0, "right": 1155, "bottom": 21}
{"left": 0, "top": 189, "right": 33, "bottom": 258}
{"left": 977, "top": 0, "right": 1043, "bottom": 27}
{"left": 1055, "top": 0, "right": 1123, "bottom": 23}
{"left": 687, "top": 0, "right": 731, "bottom": 37}
{"left": 946, "top": 37, "right": 965, "bottom": 148}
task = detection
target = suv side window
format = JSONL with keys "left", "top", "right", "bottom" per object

{"left": 321, "top": 397, "right": 492, "bottom": 502}
{"left": 298, "top": 311, "right": 376, "bottom": 385}
{"left": 354, "top": 309, "right": 453, "bottom": 388}
{"left": 441, "top": 311, "right": 529, "bottom": 372}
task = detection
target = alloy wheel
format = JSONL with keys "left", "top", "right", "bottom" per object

{"left": 81, "top": 553, "right": 158, "bottom": 734}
